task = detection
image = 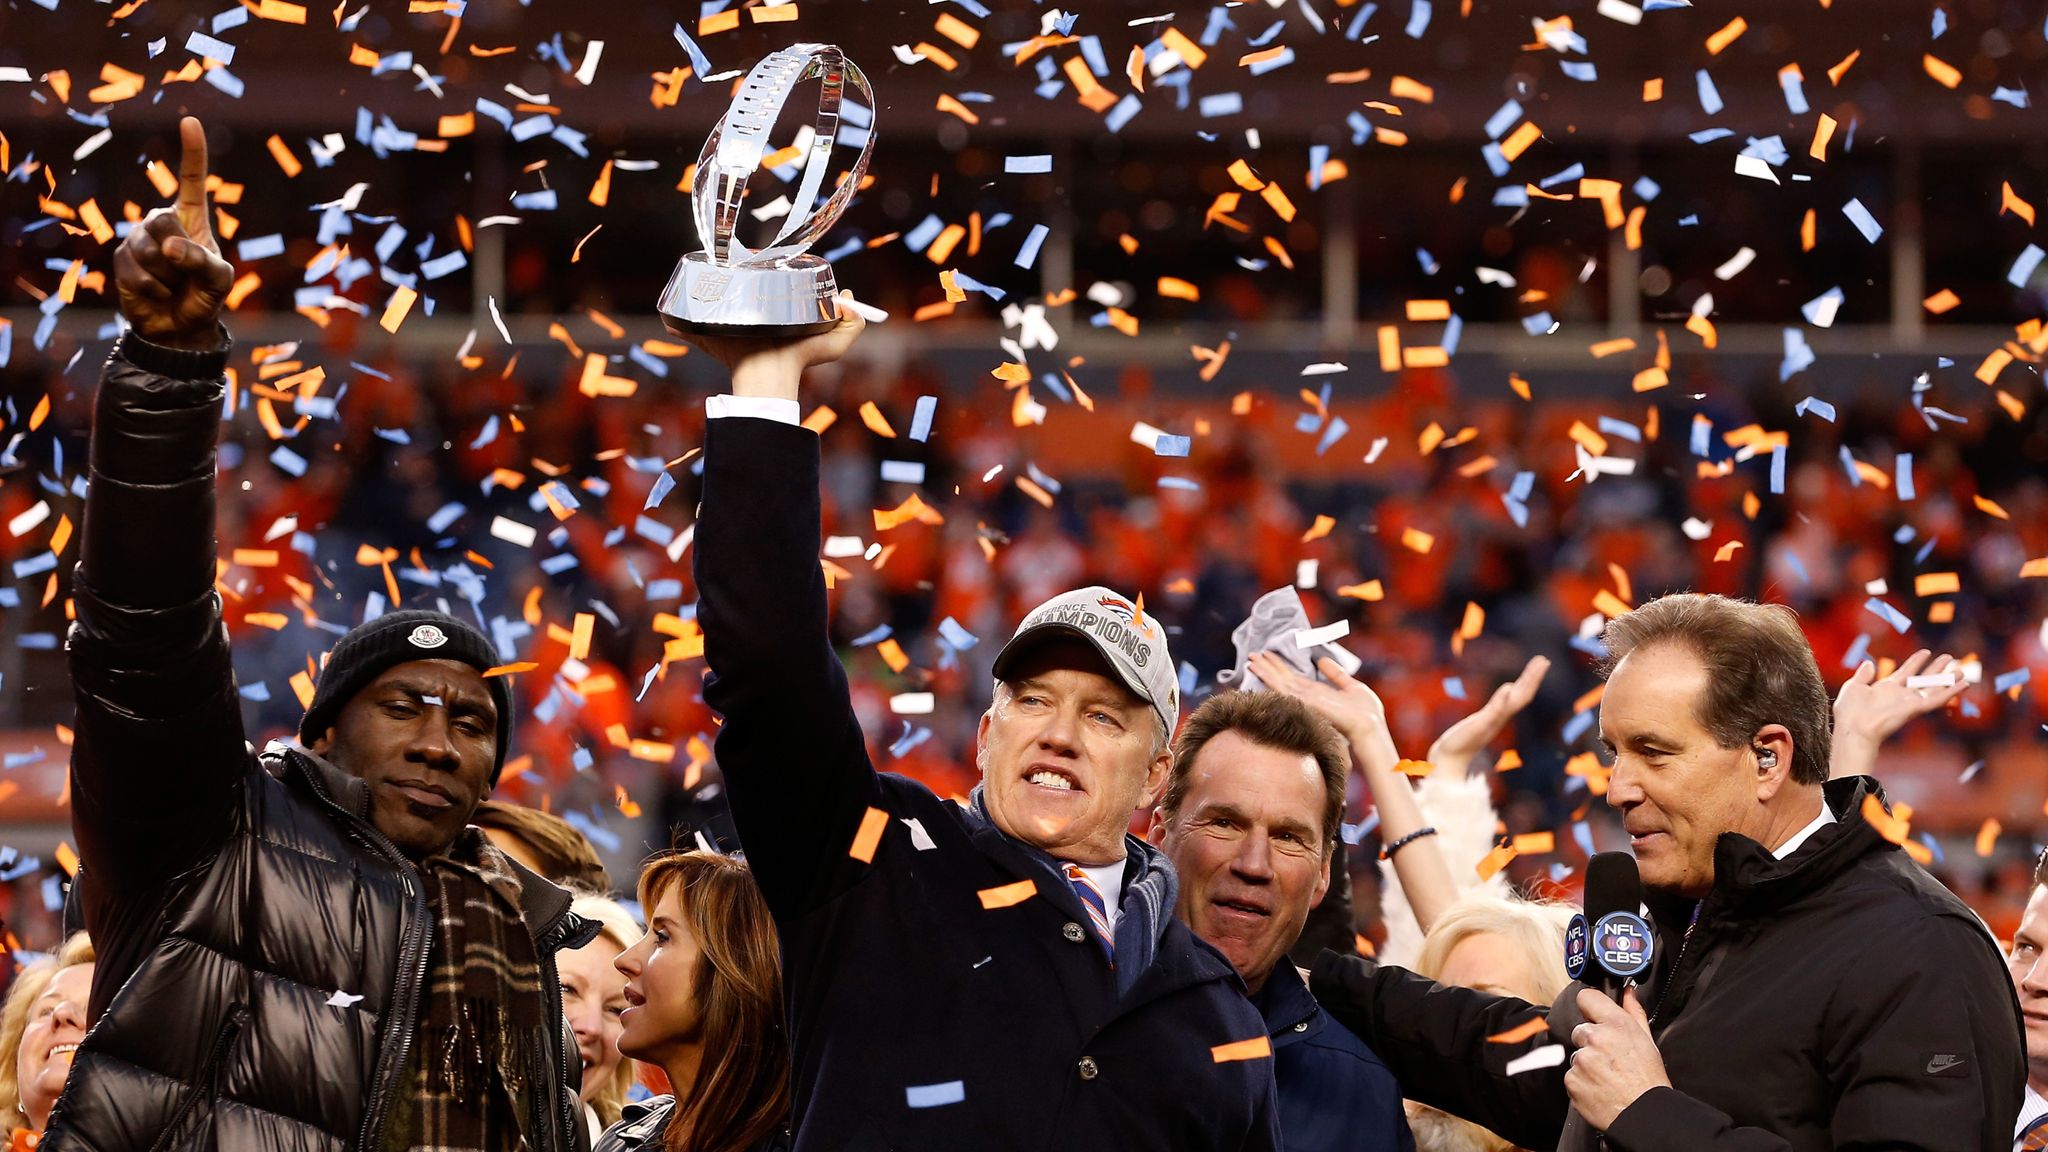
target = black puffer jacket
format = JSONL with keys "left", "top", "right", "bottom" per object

{"left": 50, "top": 332, "right": 592, "bottom": 1151}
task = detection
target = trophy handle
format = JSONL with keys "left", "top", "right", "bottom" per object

{"left": 691, "top": 44, "right": 876, "bottom": 271}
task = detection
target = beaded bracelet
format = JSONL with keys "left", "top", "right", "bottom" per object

{"left": 1380, "top": 826, "right": 1439, "bottom": 860}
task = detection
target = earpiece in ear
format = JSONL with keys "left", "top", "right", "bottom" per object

{"left": 1757, "top": 749, "right": 1779, "bottom": 769}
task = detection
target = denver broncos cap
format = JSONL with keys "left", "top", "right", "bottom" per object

{"left": 990, "top": 586, "right": 1180, "bottom": 738}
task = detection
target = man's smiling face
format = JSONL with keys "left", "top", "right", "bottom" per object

{"left": 312, "top": 659, "right": 497, "bottom": 860}
{"left": 977, "top": 637, "right": 1169, "bottom": 866}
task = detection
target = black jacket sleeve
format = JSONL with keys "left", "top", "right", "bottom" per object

{"left": 1309, "top": 951, "right": 1567, "bottom": 1150}
{"left": 694, "top": 415, "right": 883, "bottom": 919}
{"left": 1602, "top": 913, "right": 2025, "bottom": 1152}
{"left": 1288, "top": 845, "right": 1359, "bottom": 966}
{"left": 66, "top": 332, "right": 249, "bottom": 950}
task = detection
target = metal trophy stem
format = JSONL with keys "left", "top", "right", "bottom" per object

{"left": 658, "top": 44, "right": 875, "bottom": 338}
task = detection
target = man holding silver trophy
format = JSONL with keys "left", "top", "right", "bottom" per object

{"left": 680, "top": 44, "right": 1283, "bottom": 1152}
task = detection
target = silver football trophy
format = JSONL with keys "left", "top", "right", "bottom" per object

{"left": 658, "top": 44, "right": 875, "bottom": 337}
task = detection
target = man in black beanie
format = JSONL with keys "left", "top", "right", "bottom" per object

{"left": 51, "top": 117, "right": 593, "bottom": 1152}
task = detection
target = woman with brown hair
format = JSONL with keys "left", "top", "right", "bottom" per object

{"left": 596, "top": 851, "right": 790, "bottom": 1152}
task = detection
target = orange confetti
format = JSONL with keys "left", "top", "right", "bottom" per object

{"left": 1401, "top": 528, "right": 1435, "bottom": 554}
{"left": 1337, "top": 580, "right": 1385, "bottom": 602}
{"left": 935, "top": 11, "right": 980, "bottom": 49}
{"left": 1809, "top": 114, "right": 1836, "bottom": 162}
{"left": 1210, "top": 1036, "right": 1273, "bottom": 1063}
{"left": 1923, "top": 55, "right": 1961, "bottom": 89}
{"left": 750, "top": 2, "right": 798, "bottom": 22}
{"left": 1388, "top": 75, "right": 1434, "bottom": 103}
{"left": 483, "top": 662, "right": 537, "bottom": 678}
{"left": 1301, "top": 514, "right": 1336, "bottom": 543}
{"left": 1913, "top": 572, "right": 1960, "bottom": 597}
{"left": 1704, "top": 16, "right": 1747, "bottom": 55}
{"left": 2002, "top": 182, "right": 2036, "bottom": 226}
{"left": 55, "top": 842, "right": 78, "bottom": 878}
{"left": 698, "top": 9, "right": 740, "bottom": 35}
{"left": 977, "top": 879, "right": 1038, "bottom": 909}
{"left": 1396, "top": 760, "right": 1435, "bottom": 778}
{"left": 379, "top": 285, "right": 417, "bottom": 333}
{"left": 1406, "top": 299, "right": 1451, "bottom": 322}
{"left": 1827, "top": 50, "right": 1860, "bottom": 86}
{"left": 1974, "top": 494, "right": 2011, "bottom": 520}
{"left": 1160, "top": 27, "right": 1207, "bottom": 69}
{"left": 1487, "top": 1017, "right": 1549, "bottom": 1044}
{"left": 1499, "top": 121, "right": 1541, "bottom": 163}
{"left": 1922, "top": 289, "right": 1960, "bottom": 315}
{"left": 1510, "top": 832, "right": 1555, "bottom": 855}
{"left": 1158, "top": 277, "right": 1200, "bottom": 301}
{"left": 1642, "top": 77, "right": 1663, "bottom": 102}
{"left": 875, "top": 638, "right": 911, "bottom": 674}
{"left": 1977, "top": 818, "right": 2002, "bottom": 858}
{"left": 859, "top": 401, "right": 898, "bottom": 438}
{"left": 1475, "top": 844, "right": 1518, "bottom": 881}
{"left": 849, "top": 806, "right": 891, "bottom": 863}
{"left": 2019, "top": 557, "right": 2048, "bottom": 578}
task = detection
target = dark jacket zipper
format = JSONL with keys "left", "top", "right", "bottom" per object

{"left": 281, "top": 750, "right": 433, "bottom": 1152}
{"left": 148, "top": 1005, "right": 248, "bottom": 1152}
{"left": 1649, "top": 903, "right": 1706, "bottom": 1028}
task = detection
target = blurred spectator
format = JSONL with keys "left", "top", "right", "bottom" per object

{"left": 476, "top": 799, "right": 614, "bottom": 894}
{"left": 565, "top": 893, "right": 641, "bottom": 1141}
{"left": 0, "top": 932, "right": 95, "bottom": 1142}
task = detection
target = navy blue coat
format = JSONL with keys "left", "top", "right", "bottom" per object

{"left": 695, "top": 415, "right": 1280, "bottom": 1152}
{"left": 1257, "top": 964, "right": 1413, "bottom": 1152}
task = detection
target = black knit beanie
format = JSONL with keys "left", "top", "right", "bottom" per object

{"left": 298, "top": 609, "right": 514, "bottom": 784}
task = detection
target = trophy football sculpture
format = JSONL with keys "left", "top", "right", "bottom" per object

{"left": 658, "top": 44, "right": 875, "bottom": 337}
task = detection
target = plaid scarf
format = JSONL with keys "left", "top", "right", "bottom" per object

{"left": 388, "top": 829, "right": 552, "bottom": 1152}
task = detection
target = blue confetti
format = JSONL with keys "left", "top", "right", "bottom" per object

{"left": 270, "top": 446, "right": 307, "bottom": 477}
{"left": 1841, "top": 198, "right": 1883, "bottom": 243}
{"left": 906, "top": 1081, "right": 966, "bottom": 1109}
{"left": 237, "top": 234, "right": 285, "bottom": 261}
{"left": 1014, "top": 224, "right": 1050, "bottom": 269}
{"left": 1155, "top": 435, "right": 1192, "bottom": 457}
{"left": 1696, "top": 70, "right": 1723, "bottom": 115}
{"left": 1896, "top": 454, "right": 1914, "bottom": 500}
{"left": 671, "top": 24, "right": 712, "bottom": 75}
{"left": 1405, "top": 0, "right": 1431, "bottom": 37}
{"left": 1004, "top": 154, "right": 1052, "bottom": 174}
{"left": 1863, "top": 597, "right": 1912, "bottom": 634}
{"left": 186, "top": 30, "right": 236, "bottom": 64}
{"left": 909, "top": 396, "right": 937, "bottom": 442}
{"left": 2010, "top": 243, "right": 2045, "bottom": 288}
{"left": 1198, "top": 92, "right": 1243, "bottom": 117}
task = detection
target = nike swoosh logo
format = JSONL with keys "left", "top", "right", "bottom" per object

{"left": 1925, "top": 1055, "right": 1965, "bottom": 1074}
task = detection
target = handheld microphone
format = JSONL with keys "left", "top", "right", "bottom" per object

{"left": 1554, "top": 853, "right": 1660, "bottom": 1150}
{"left": 1566, "top": 851, "right": 1656, "bottom": 1000}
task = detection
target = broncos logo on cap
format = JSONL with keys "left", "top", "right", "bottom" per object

{"left": 1096, "top": 596, "right": 1135, "bottom": 622}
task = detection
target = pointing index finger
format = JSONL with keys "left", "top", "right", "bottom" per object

{"left": 174, "top": 116, "right": 217, "bottom": 250}
{"left": 177, "top": 116, "right": 210, "bottom": 206}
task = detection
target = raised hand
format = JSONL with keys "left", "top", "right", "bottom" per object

{"left": 1428, "top": 655, "right": 1549, "bottom": 776}
{"left": 114, "top": 116, "right": 232, "bottom": 350}
{"left": 683, "top": 291, "right": 868, "bottom": 402}
{"left": 1247, "top": 650, "right": 1397, "bottom": 770}
{"left": 1831, "top": 650, "right": 1967, "bottom": 780}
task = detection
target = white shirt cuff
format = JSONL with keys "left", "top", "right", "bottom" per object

{"left": 706, "top": 395, "right": 802, "bottom": 425}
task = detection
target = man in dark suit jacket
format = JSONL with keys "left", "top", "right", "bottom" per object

{"left": 686, "top": 307, "right": 1279, "bottom": 1151}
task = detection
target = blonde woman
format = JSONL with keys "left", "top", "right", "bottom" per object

{"left": 1406, "top": 896, "right": 1575, "bottom": 1152}
{"left": 564, "top": 893, "right": 641, "bottom": 1140}
{"left": 0, "top": 934, "right": 95, "bottom": 1145}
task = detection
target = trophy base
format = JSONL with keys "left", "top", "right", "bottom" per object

{"left": 657, "top": 251, "right": 842, "bottom": 339}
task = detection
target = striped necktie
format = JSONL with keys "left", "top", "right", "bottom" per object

{"left": 1062, "top": 863, "right": 1115, "bottom": 958}
{"left": 2019, "top": 1113, "right": 2048, "bottom": 1151}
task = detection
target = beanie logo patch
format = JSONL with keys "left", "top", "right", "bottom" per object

{"left": 408, "top": 624, "right": 450, "bottom": 650}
